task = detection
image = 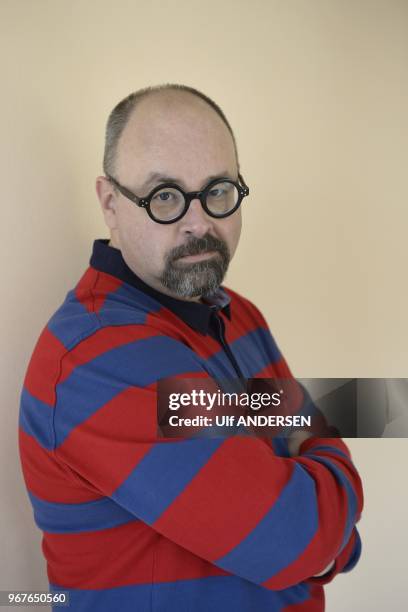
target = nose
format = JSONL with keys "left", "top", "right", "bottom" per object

{"left": 180, "top": 196, "right": 214, "bottom": 238}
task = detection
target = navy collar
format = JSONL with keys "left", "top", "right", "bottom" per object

{"left": 90, "top": 239, "right": 231, "bottom": 335}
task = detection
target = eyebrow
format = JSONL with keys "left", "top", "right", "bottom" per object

{"left": 139, "top": 171, "right": 234, "bottom": 193}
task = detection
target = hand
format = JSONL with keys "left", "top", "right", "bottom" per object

{"left": 312, "top": 560, "right": 335, "bottom": 577}
{"left": 287, "top": 430, "right": 313, "bottom": 456}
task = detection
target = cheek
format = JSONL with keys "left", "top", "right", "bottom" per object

{"left": 117, "top": 210, "right": 175, "bottom": 274}
{"left": 115, "top": 209, "right": 152, "bottom": 264}
{"left": 224, "top": 211, "right": 242, "bottom": 257}
{"left": 117, "top": 212, "right": 143, "bottom": 252}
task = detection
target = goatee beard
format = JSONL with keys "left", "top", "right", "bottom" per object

{"left": 159, "top": 234, "right": 230, "bottom": 299}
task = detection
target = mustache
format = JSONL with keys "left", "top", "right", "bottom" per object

{"left": 168, "top": 234, "right": 230, "bottom": 262}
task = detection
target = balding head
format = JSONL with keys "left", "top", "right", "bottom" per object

{"left": 114, "top": 89, "right": 238, "bottom": 196}
{"left": 103, "top": 84, "right": 239, "bottom": 177}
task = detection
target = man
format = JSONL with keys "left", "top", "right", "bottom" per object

{"left": 19, "top": 84, "right": 363, "bottom": 611}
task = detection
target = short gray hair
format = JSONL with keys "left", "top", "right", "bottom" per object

{"left": 103, "top": 83, "right": 238, "bottom": 176}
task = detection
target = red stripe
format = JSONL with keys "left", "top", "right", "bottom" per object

{"left": 18, "top": 428, "right": 102, "bottom": 503}
{"left": 56, "top": 385, "right": 157, "bottom": 495}
{"left": 255, "top": 356, "right": 292, "bottom": 378}
{"left": 152, "top": 534, "right": 228, "bottom": 583}
{"left": 24, "top": 327, "right": 67, "bottom": 406}
{"left": 44, "top": 521, "right": 228, "bottom": 589}
{"left": 305, "top": 445, "right": 364, "bottom": 518}
{"left": 74, "top": 267, "right": 98, "bottom": 312}
{"left": 44, "top": 521, "right": 156, "bottom": 588}
{"left": 154, "top": 436, "right": 293, "bottom": 561}
{"left": 75, "top": 268, "right": 123, "bottom": 313}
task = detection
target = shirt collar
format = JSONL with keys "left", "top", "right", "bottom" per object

{"left": 90, "top": 239, "right": 231, "bottom": 335}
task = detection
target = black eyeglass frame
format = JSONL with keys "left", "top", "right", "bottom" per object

{"left": 106, "top": 172, "right": 249, "bottom": 224}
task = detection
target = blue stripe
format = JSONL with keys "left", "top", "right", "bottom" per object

{"left": 96, "top": 283, "right": 163, "bottom": 326}
{"left": 47, "top": 283, "right": 163, "bottom": 351}
{"left": 229, "top": 328, "right": 281, "bottom": 377}
{"left": 55, "top": 336, "right": 204, "bottom": 447}
{"left": 28, "top": 491, "right": 136, "bottom": 533}
{"left": 112, "top": 438, "right": 224, "bottom": 524}
{"left": 206, "top": 328, "right": 281, "bottom": 379}
{"left": 216, "top": 463, "right": 318, "bottom": 583}
{"left": 271, "top": 437, "right": 291, "bottom": 458}
{"left": 305, "top": 454, "right": 358, "bottom": 549}
{"left": 19, "top": 388, "right": 54, "bottom": 450}
{"left": 305, "top": 445, "right": 353, "bottom": 463}
{"left": 342, "top": 528, "right": 362, "bottom": 573}
{"left": 206, "top": 350, "right": 244, "bottom": 378}
{"left": 47, "top": 292, "right": 100, "bottom": 349}
{"left": 50, "top": 574, "right": 313, "bottom": 612}
{"left": 100, "top": 282, "right": 163, "bottom": 312}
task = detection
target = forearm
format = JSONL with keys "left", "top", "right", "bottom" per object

{"left": 287, "top": 429, "right": 362, "bottom": 582}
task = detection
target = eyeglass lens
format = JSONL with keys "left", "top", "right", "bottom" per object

{"left": 150, "top": 181, "right": 240, "bottom": 221}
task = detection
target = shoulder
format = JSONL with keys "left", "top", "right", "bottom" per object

{"left": 23, "top": 268, "right": 206, "bottom": 405}
{"left": 47, "top": 267, "right": 166, "bottom": 350}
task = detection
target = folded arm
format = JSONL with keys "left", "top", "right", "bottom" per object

{"left": 53, "top": 335, "right": 364, "bottom": 590}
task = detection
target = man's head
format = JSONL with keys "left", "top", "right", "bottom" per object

{"left": 96, "top": 84, "right": 245, "bottom": 302}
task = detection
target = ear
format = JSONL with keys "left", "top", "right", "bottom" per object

{"left": 96, "top": 176, "right": 118, "bottom": 230}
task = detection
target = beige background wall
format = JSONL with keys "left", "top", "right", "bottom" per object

{"left": 1, "top": 0, "right": 407, "bottom": 610}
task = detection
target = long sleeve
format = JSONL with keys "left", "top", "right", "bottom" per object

{"left": 47, "top": 331, "right": 363, "bottom": 592}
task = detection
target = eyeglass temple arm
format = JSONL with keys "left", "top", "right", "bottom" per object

{"left": 106, "top": 175, "right": 144, "bottom": 206}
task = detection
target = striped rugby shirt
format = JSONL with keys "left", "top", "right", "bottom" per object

{"left": 19, "top": 239, "right": 363, "bottom": 611}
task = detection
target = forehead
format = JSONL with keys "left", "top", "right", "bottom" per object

{"left": 116, "top": 92, "right": 237, "bottom": 182}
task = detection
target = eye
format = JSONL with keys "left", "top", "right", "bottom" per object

{"left": 209, "top": 187, "right": 226, "bottom": 198}
{"left": 154, "top": 191, "right": 174, "bottom": 202}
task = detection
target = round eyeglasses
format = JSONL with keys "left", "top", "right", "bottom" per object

{"left": 106, "top": 173, "right": 249, "bottom": 224}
